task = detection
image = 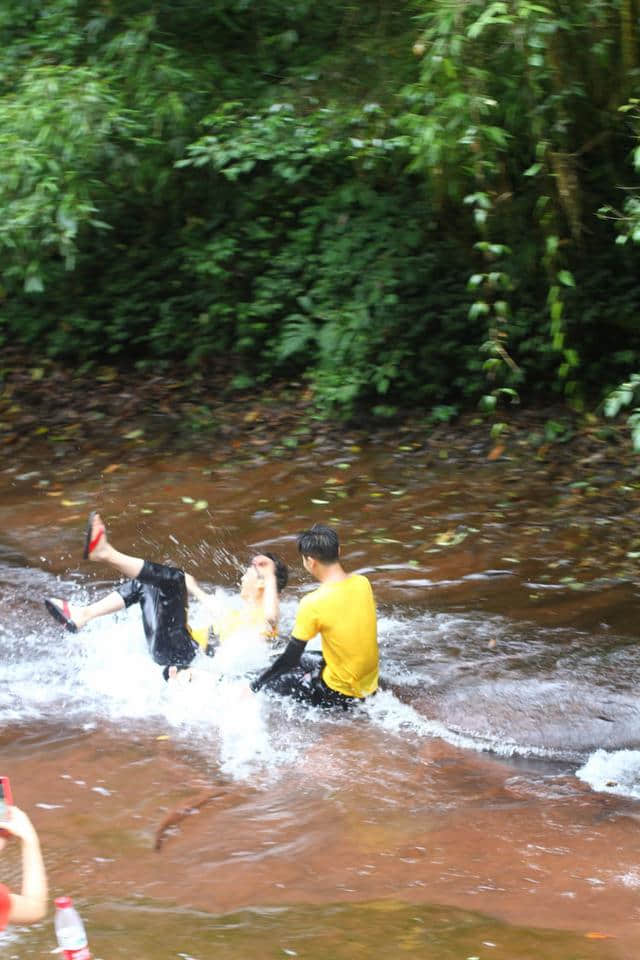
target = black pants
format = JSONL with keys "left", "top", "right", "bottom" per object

{"left": 263, "top": 651, "right": 358, "bottom": 710}
{"left": 117, "top": 560, "right": 197, "bottom": 670}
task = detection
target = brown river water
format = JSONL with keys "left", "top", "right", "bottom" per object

{"left": 1, "top": 433, "right": 639, "bottom": 959}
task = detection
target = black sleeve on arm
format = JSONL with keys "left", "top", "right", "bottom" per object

{"left": 250, "top": 637, "right": 306, "bottom": 692}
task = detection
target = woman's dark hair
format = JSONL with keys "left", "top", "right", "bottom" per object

{"left": 296, "top": 524, "right": 340, "bottom": 563}
{"left": 263, "top": 551, "right": 288, "bottom": 592}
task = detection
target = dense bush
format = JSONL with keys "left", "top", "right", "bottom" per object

{"left": 0, "top": 1, "right": 639, "bottom": 418}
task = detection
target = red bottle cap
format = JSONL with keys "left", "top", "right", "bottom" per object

{"left": 55, "top": 896, "right": 74, "bottom": 909}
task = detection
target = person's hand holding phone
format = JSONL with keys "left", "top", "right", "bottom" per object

{"left": 0, "top": 778, "right": 36, "bottom": 845}
{"left": 0, "top": 786, "right": 48, "bottom": 925}
{"left": 0, "top": 805, "right": 39, "bottom": 843}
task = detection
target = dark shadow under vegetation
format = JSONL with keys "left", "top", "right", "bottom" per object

{"left": 0, "top": 1, "right": 639, "bottom": 437}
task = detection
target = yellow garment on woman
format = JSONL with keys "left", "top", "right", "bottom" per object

{"left": 292, "top": 574, "right": 378, "bottom": 698}
{"left": 190, "top": 605, "right": 275, "bottom": 650}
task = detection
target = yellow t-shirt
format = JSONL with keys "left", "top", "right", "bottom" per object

{"left": 292, "top": 574, "right": 378, "bottom": 698}
{"left": 190, "top": 605, "right": 275, "bottom": 650}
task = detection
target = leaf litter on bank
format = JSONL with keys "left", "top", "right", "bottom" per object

{"left": 2, "top": 356, "right": 640, "bottom": 573}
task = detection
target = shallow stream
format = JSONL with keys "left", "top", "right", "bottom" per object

{"left": 1, "top": 437, "right": 639, "bottom": 958}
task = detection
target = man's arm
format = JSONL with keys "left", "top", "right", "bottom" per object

{"left": 3, "top": 807, "right": 48, "bottom": 923}
{"left": 184, "top": 573, "right": 207, "bottom": 603}
{"left": 185, "top": 573, "right": 221, "bottom": 618}
{"left": 250, "top": 637, "right": 306, "bottom": 692}
{"left": 252, "top": 555, "right": 279, "bottom": 631}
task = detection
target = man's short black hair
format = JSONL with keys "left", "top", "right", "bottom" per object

{"left": 296, "top": 524, "right": 340, "bottom": 563}
{"left": 263, "top": 551, "right": 288, "bottom": 593}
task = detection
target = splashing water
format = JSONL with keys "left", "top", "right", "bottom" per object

{"left": 5, "top": 561, "right": 640, "bottom": 797}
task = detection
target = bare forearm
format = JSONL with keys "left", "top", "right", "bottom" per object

{"left": 261, "top": 572, "right": 279, "bottom": 630}
{"left": 185, "top": 573, "right": 207, "bottom": 602}
{"left": 21, "top": 832, "right": 47, "bottom": 910}
{"left": 185, "top": 574, "right": 219, "bottom": 620}
{"left": 9, "top": 832, "right": 48, "bottom": 923}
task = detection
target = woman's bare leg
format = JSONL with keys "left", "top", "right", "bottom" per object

{"left": 47, "top": 590, "right": 126, "bottom": 630}
{"left": 46, "top": 513, "right": 146, "bottom": 633}
{"left": 73, "top": 591, "right": 125, "bottom": 629}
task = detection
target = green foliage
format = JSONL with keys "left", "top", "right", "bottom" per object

{"left": 0, "top": 65, "right": 123, "bottom": 289}
{"left": 602, "top": 99, "right": 640, "bottom": 245}
{"left": 0, "top": 0, "right": 639, "bottom": 423}
{"left": 176, "top": 100, "right": 477, "bottom": 413}
{"left": 429, "top": 405, "right": 459, "bottom": 424}
{"left": 605, "top": 374, "right": 640, "bottom": 452}
{"left": 543, "top": 418, "right": 574, "bottom": 444}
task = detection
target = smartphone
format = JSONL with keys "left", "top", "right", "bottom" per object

{"left": 0, "top": 776, "right": 12, "bottom": 834}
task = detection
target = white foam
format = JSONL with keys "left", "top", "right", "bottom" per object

{"left": 67, "top": 594, "right": 307, "bottom": 782}
{"left": 6, "top": 576, "right": 640, "bottom": 792}
{"left": 364, "top": 689, "right": 564, "bottom": 762}
{"left": 576, "top": 748, "right": 640, "bottom": 800}
{"left": 5, "top": 606, "right": 551, "bottom": 781}
{"left": 0, "top": 925, "right": 21, "bottom": 949}
{"left": 618, "top": 868, "right": 640, "bottom": 888}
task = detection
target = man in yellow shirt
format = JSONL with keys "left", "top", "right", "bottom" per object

{"left": 250, "top": 524, "right": 378, "bottom": 708}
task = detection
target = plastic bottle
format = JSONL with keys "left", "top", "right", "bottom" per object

{"left": 54, "top": 896, "right": 92, "bottom": 960}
